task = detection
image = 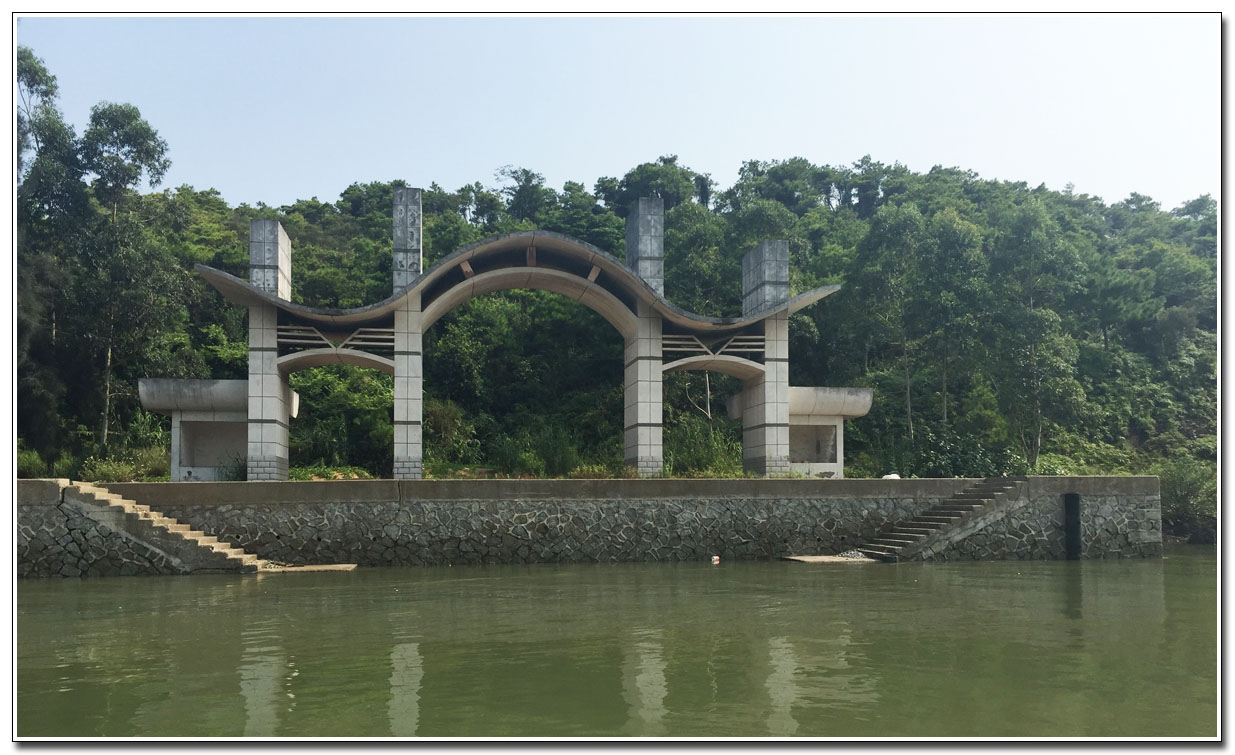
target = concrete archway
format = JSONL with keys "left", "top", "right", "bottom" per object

{"left": 196, "top": 193, "right": 843, "bottom": 480}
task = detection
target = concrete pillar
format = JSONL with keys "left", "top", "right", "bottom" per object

{"left": 625, "top": 197, "right": 664, "bottom": 296}
{"left": 246, "top": 305, "right": 290, "bottom": 481}
{"left": 624, "top": 300, "right": 663, "bottom": 477}
{"left": 170, "top": 413, "right": 182, "bottom": 481}
{"left": 249, "top": 219, "right": 291, "bottom": 300}
{"left": 247, "top": 219, "right": 292, "bottom": 481}
{"left": 741, "top": 240, "right": 791, "bottom": 476}
{"left": 393, "top": 187, "right": 423, "bottom": 292}
{"left": 393, "top": 292, "right": 423, "bottom": 479}
{"left": 742, "top": 239, "right": 789, "bottom": 317}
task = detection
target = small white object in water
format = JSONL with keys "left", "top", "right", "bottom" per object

{"left": 882, "top": 473, "right": 901, "bottom": 479}
{"left": 711, "top": 555, "right": 720, "bottom": 564}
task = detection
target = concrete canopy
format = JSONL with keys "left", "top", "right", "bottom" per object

{"left": 195, "top": 229, "right": 839, "bottom": 337}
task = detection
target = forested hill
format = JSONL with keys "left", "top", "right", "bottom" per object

{"left": 16, "top": 46, "right": 1216, "bottom": 533}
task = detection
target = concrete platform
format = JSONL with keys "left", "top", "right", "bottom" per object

{"left": 782, "top": 555, "right": 877, "bottom": 564}
{"left": 259, "top": 563, "right": 358, "bottom": 573}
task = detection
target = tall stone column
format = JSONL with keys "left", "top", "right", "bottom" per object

{"left": 740, "top": 240, "right": 791, "bottom": 476}
{"left": 393, "top": 187, "right": 422, "bottom": 292}
{"left": 393, "top": 291, "right": 423, "bottom": 479}
{"left": 626, "top": 196, "right": 664, "bottom": 296}
{"left": 624, "top": 199, "right": 665, "bottom": 477}
{"left": 247, "top": 220, "right": 292, "bottom": 481}
{"left": 624, "top": 300, "right": 663, "bottom": 477}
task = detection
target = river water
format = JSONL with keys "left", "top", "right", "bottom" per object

{"left": 16, "top": 546, "right": 1216, "bottom": 738}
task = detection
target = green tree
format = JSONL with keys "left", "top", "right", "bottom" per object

{"left": 79, "top": 102, "right": 171, "bottom": 220}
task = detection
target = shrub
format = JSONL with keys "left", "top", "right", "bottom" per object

{"left": 424, "top": 397, "right": 480, "bottom": 464}
{"left": 16, "top": 444, "right": 46, "bottom": 478}
{"left": 664, "top": 413, "right": 742, "bottom": 477}
{"left": 78, "top": 447, "right": 169, "bottom": 483}
{"left": 488, "top": 434, "right": 545, "bottom": 477}
{"left": 1151, "top": 455, "right": 1217, "bottom": 540}
{"left": 79, "top": 456, "right": 138, "bottom": 483}
{"left": 567, "top": 463, "right": 610, "bottom": 479}
{"left": 533, "top": 426, "right": 577, "bottom": 477}
{"left": 288, "top": 464, "right": 374, "bottom": 481}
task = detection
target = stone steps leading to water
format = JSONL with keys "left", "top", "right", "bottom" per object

{"left": 65, "top": 483, "right": 265, "bottom": 574}
{"left": 856, "top": 477, "right": 1027, "bottom": 563}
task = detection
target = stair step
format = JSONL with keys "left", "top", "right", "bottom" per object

{"left": 917, "top": 515, "right": 959, "bottom": 523}
{"left": 905, "top": 519, "right": 946, "bottom": 528}
{"left": 860, "top": 544, "right": 900, "bottom": 555}
{"left": 871, "top": 536, "right": 916, "bottom": 545}
{"left": 78, "top": 482, "right": 265, "bottom": 576}
{"left": 890, "top": 527, "right": 934, "bottom": 536}
{"left": 934, "top": 505, "right": 980, "bottom": 512}
{"left": 858, "top": 548, "right": 897, "bottom": 562}
{"left": 953, "top": 493, "right": 998, "bottom": 501}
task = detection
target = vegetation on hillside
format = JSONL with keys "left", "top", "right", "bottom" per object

{"left": 16, "top": 47, "right": 1217, "bottom": 535}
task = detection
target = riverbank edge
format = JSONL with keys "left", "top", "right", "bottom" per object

{"left": 17, "top": 477, "right": 1161, "bottom": 577}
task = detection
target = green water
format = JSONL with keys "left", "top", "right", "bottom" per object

{"left": 17, "top": 546, "right": 1216, "bottom": 738}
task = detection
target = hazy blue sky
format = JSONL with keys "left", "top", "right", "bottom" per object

{"left": 15, "top": 14, "right": 1219, "bottom": 211}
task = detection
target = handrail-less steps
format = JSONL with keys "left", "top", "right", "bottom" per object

{"left": 68, "top": 482, "right": 266, "bottom": 573}
{"left": 857, "top": 477, "right": 1027, "bottom": 563}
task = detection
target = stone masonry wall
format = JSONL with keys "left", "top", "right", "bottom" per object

{"left": 17, "top": 480, "right": 185, "bottom": 578}
{"left": 17, "top": 477, "right": 1161, "bottom": 577}
{"left": 918, "top": 477, "right": 1161, "bottom": 561}
{"left": 110, "top": 479, "right": 953, "bottom": 567}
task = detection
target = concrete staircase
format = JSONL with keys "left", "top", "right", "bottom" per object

{"left": 857, "top": 477, "right": 1026, "bottom": 563}
{"left": 66, "top": 482, "right": 266, "bottom": 574}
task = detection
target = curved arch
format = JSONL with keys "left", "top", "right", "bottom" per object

{"left": 661, "top": 354, "right": 767, "bottom": 381}
{"left": 194, "top": 228, "right": 841, "bottom": 334}
{"left": 276, "top": 348, "right": 395, "bottom": 376}
{"left": 421, "top": 267, "right": 640, "bottom": 339}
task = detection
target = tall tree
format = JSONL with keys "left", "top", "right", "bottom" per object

{"left": 79, "top": 102, "right": 171, "bottom": 220}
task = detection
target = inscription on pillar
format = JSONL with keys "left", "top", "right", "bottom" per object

{"left": 393, "top": 187, "right": 423, "bottom": 292}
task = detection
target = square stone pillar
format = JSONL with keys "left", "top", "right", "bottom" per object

{"left": 626, "top": 197, "right": 664, "bottom": 296}
{"left": 250, "top": 219, "right": 291, "bottom": 300}
{"left": 393, "top": 187, "right": 423, "bottom": 292}
{"left": 393, "top": 291, "right": 423, "bottom": 479}
{"left": 246, "top": 219, "right": 292, "bottom": 481}
{"left": 741, "top": 312, "right": 790, "bottom": 476}
{"left": 246, "top": 304, "right": 290, "bottom": 480}
{"left": 740, "top": 238, "right": 791, "bottom": 476}
{"left": 624, "top": 300, "right": 663, "bottom": 477}
{"left": 742, "top": 239, "right": 789, "bottom": 317}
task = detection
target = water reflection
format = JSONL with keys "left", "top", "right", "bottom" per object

{"left": 621, "top": 628, "right": 667, "bottom": 736}
{"left": 388, "top": 643, "right": 423, "bottom": 737}
{"left": 15, "top": 554, "right": 1214, "bottom": 738}
{"left": 239, "top": 617, "right": 284, "bottom": 737}
{"left": 765, "top": 637, "right": 799, "bottom": 735}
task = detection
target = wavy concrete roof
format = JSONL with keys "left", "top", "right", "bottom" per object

{"left": 197, "top": 230, "right": 840, "bottom": 335}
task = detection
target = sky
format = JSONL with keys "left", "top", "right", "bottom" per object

{"left": 14, "top": 14, "right": 1221, "bottom": 212}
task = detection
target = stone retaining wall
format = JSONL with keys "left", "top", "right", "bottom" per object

{"left": 17, "top": 476, "right": 1160, "bottom": 576}
{"left": 917, "top": 477, "right": 1162, "bottom": 561}
{"left": 17, "top": 480, "right": 184, "bottom": 577}
{"left": 106, "top": 478, "right": 960, "bottom": 567}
